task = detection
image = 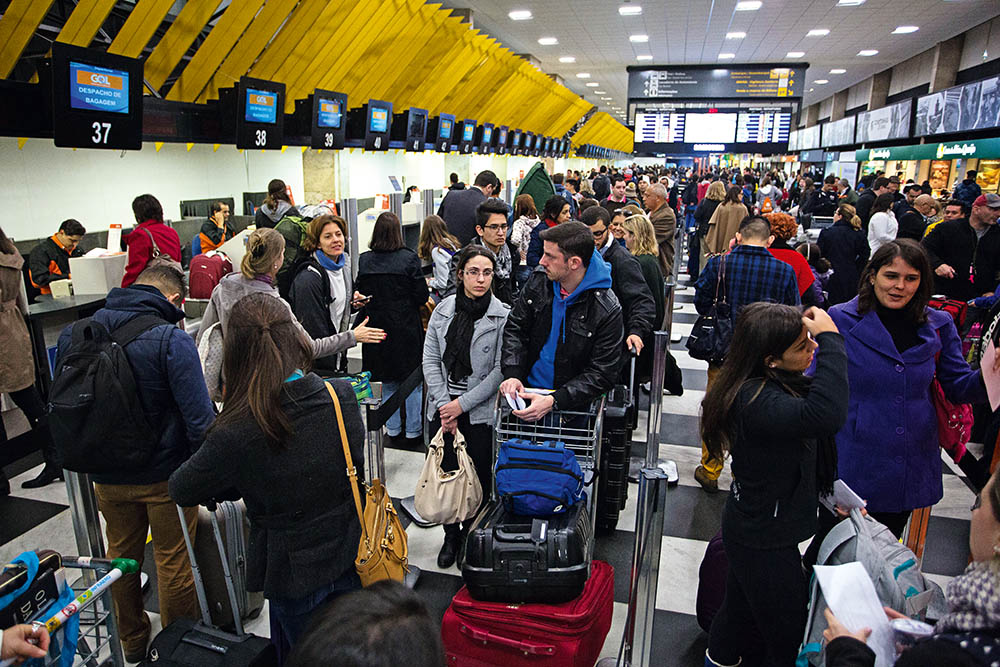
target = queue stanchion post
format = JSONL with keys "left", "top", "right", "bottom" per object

{"left": 64, "top": 471, "right": 105, "bottom": 584}
{"left": 422, "top": 188, "right": 436, "bottom": 219}
{"left": 389, "top": 191, "right": 404, "bottom": 223}
{"left": 645, "top": 331, "right": 669, "bottom": 469}
{"left": 667, "top": 225, "right": 684, "bottom": 343}
{"left": 340, "top": 198, "right": 359, "bottom": 280}
{"left": 504, "top": 179, "right": 513, "bottom": 208}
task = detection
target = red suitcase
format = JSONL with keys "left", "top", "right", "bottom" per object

{"left": 442, "top": 560, "right": 614, "bottom": 667}
{"left": 189, "top": 252, "right": 233, "bottom": 299}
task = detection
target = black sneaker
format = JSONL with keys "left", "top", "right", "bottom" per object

{"left": 21, "top": 466, "right": 63, "bottom": 489}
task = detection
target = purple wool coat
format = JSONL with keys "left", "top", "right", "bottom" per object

{"left": 828, "top": 297, "right": 986, "bottom": 513}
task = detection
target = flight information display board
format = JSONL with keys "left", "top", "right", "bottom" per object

{"left": 628, "top": 65, "right": 806, "bottom": 99}
{"left": 736, "top": 110, "right": 791, "bottom": 143}
{"left": 634, "top": 111, "right": 685, "bottom": 143}
{"left": 633, "top": 108, "right": 790, "bottom": 146}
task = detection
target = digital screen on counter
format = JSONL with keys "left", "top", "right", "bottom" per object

{"left": 317, "top": 98, "right": 342, "bottom": 128}
{"left": 440, "top": 118, "right": 453, "bottom": 138}
{"left": 463, "top": 123, "right": 475, "bottom": 141}
{"left": 369, "top": 107, "right": 389, "bottom": 132}
{"left": 245, "top": 88, "right": 278, "bottom": 123}
{"left": 70, "top": 61, "right": 129, "bottom": 114}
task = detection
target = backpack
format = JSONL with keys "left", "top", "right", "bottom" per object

{"left": 494, "top": 438, "right": 585, "bottom": 516}
{"left": 761, "top": 196, "right": 773, "bottom": 213}
{"left": 797, "top": 508, "right": 946, "bottom": 666}
{"left": 139, "top": 227, "right": 183, "bottom": 274}
{"left": 275, "top": 214, "right": 311, "bottom": 298}
{"left": 48, "top": 315, "right": 167, "bottom": 474}
{"left": 188, "top": 251, "right": 233, "bottom": 299}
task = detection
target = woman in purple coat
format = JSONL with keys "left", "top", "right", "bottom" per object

{"left": 828, "top": 239, "right": 988, "bottom": 537}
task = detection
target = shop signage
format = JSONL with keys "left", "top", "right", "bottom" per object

{"left": 856, "top": 137, "right": 1000, "bottom": 163}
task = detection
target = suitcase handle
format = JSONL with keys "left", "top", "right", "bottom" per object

{"left": 458, "top": 622, "right": 556, "bottom": 655}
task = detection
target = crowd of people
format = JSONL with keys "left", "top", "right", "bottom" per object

{"left": 0, "top": 160, "right": 999, "bottom": 666}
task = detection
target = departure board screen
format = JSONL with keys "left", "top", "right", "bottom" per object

{"left": 684, "top": 112, "right": 737, "bottom": 143}
{"left": 634, "top": 112, "right": 685, "bottom": 143}
{"left": 628, "top": 66, "right": 806, "bottom": 99}
{"left": 736, "top": 111, "right": 791, "bottom": 143}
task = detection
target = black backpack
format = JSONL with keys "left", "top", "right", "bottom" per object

{"left": 48, "top": 315, "right": 166, "bottom": 474}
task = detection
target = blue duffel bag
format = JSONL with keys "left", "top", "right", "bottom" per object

{"left": 494, "top": 438, "right": 585, "bottom": 516}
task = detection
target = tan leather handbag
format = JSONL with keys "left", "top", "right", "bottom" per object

{"left": 414, "top": 427, "right": 483, "bottom": 525}
{"left": 327, "top": 383, "right": 408, "bottom": 586}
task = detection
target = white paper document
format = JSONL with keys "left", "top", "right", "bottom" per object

{"left": 814, "top": 563, "right": 895, "bottom": 667}
{"left": 819, "top": 479, "right": 867, "bottom": 515}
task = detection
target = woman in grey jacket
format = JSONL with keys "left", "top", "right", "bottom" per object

{"left": 422, "top": 245, "right": 510, "bottom": 568}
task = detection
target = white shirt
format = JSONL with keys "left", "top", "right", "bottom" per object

{"left": 868, "top": 211, "right": 898, "bottom": 255}
{"left": 326, "top": 266, "right": 347, "bottom": 330}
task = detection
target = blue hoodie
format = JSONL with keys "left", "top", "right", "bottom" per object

{"left": 526, "top": 249, "right": 613, "bottom": 389}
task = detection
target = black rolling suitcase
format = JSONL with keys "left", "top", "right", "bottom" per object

{"left": 596, "top": 372, "right": 635, "bottom": 532}
{"left": 461, "top": 501, "right": 593, "bottom": 604}
{"left": 141, "top": 503, "right": 277, "bottom": 667}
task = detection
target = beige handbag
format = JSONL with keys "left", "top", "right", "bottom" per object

{"left": 414, "top": 427, "right": 483, "bottom": 525}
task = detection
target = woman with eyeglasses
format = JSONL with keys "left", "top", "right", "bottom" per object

{"left": 823, "top": 466, "right": 1000, "bottom": 667}
{"left": 423, "top": 245, "right": 510, "bottom": 568}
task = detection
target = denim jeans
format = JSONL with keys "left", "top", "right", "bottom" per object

{"left": 268, "top": 568, "right": 362, "bottom": 661}
{"left": 382, "top": 381, "right": 423, "bottom": 438}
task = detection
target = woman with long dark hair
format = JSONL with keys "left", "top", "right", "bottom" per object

{"left": 525, "top": 195, "right": 571, "bottom": 268}
{"left": 417, "top": 214, "right": 460, "bottom": 299}
{"left": 819, "top": 203, "right": 870, "bottom": 306}
{"left": 422, "top": 246, "right": 510, "bottom": 568}
{"left": 0, "top": 226, "right": 60, "bottom": 490}
{"left": 357, "top": 212, "right": 429, "bottom": 444}
{"left": 703, "top": 303, "right": 848, "bottom": 667}
{"left": 255, "top": 178, "right": 299, "bottom": 229}
{"left": 867, "top": 192, "right": 898, "bottom": 254}
{"left": 170, "top": 293, "right": 365, "bottom": 658}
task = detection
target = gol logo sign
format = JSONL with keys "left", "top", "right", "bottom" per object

{"left": 76, "top": 69, "right": 123, "bottom": 90}
{"left": 249, "top": 93, "right": 275, "bottom": 107}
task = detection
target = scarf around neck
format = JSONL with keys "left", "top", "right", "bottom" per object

{"left": 315, "top": 250, "right": 345, "bottom": 272}
{"left": 936, "top": 561, "right": 1000, "bottom": 634}
{"left": 478, "top": 237, "right": 511, "bottom": 280}
{"left": 443, "top": 289, "right": 492, "bottom": 383}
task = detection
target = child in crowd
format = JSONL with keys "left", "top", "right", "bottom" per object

{"left": 796, "top": 242, "right": 833, "bottom": 308}
{"left": 417, "top": 214, "right": 460, "bottom": 301}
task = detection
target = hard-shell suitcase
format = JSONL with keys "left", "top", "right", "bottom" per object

{"left": 189, "top": 252, "right": 233, "bottom": 299}
{"left": 442, "top": 560, "right": 614, "bottom": 667}
{"left": 461, "top": 501, "right": 593, "bottom": 604}
{"left": 141, "top": 504, "right": 277, "bottom": 667}
{"left": 596, "top": 384, "right": 632, "bottom": 532}
{"left": 194, "top": 500, "right": 264, "bottom": 629}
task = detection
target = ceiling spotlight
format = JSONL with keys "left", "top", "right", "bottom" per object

{"left": 601, "top": 97, "right": 613, "bottom": 101}
{"left": 726, "top": 31, "right": 746, "bottom": 39}
{"left": 718, "top": 53, "right": 736, "bottom": 59}
{"left": 595, "top": 90, "right": 607, "bottom": 94}
{"left": 807, "top": 28, "right": 829, "bottom": 36}
{"left": 538, "top": 37, "right": 558, "bottom": 45}
{"left": 619, "top": 5, "right": 643, "bottom": 15}
{"left": 857, "top": 49, "right": 878, "bottom": 56}
{"left": 629, "top": 34, "right": 649, "bottom": 42}
{"left": 636, "top": 55, "right": 653, "bottom": 61}
{"left": 830, "top": 68, "right": 846, "bottom": 74}
{"left": 786, "top": 51, "right": 805, "bottom": 58}
{"left": 586, "top": 82, "right": 600, "bottom": 87}
{"left": 576, "top": 72, "right": 591, "bottom": 78}
{"left": 892, "top": 26, "right": 919, "bottom": 34}
{"left": 837, "top": 0, "right": 865, "bottom": 5}
{"left": 815, "top": 79, "right": 829, "bottom": 84}
{"left": 508, "top": 9, "right": 532, "bottom": 20}
{"left": 559, "top": 56, "right": 576, "bottom": 63}
{"left": 735, "top": 1, "right": 762, "bottom": 10}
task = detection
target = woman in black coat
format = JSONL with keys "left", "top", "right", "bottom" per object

{"left": 356, "top": 212, "right": 430, "bottom": 442}
{"left": 818, "top": 203, "right": 871, "bottom": 306}
{"left": 692, "top": 181, "right": 725, "bottom": 280}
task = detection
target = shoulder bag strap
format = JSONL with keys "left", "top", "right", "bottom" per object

{"left": 714, "top": 254, "right": 726, "bottom": 305}
{"left": 111, "top": 314, "right": 168, "bottom": 347}
{"left": 140, "top": 227, "right": 163, "bottom": 258}
{"left": 325, "top": 382, "right": 369, "bottom": 544}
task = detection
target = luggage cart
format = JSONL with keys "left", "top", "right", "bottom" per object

{"left": 0, "top": 555, "right": 135, "bottom": 667}
{"left": 493, "top": 393, "right": 605, "bottom": 531}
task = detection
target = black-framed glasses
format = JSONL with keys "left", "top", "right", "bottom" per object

{"left": 972, "top": 494, "right": 982, "bottom": 512}
{"left": 484, "top": 224, "right": 508, "bottom": 232}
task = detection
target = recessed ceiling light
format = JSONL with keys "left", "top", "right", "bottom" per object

{"left": 538, "top": 37, "right": 558, "bottom": 45}
{"left": 830, "top": 68, "right": 846, "bottom": 74}
{"left": 786, "top": 51, "right": 805, "bottom": 58}
{"left": 586, "top": 82, "right": 600, "bottom": 87}
{"left": 837, "top": 0, "right": 865, "bottom": 5}
{"left": 619, "top": 5, "right": 643, "bottom": 16}
{"left": 629, "top": 34, "right": 649, "bottom": 43}
{"left": 807, "top": 28, "right": 829, "bottom": 37}
{"left": 809, "top": 87, "right": 814, "bottom": 92}
{"left": 508, "top": 9, "right": 532, "bottom": 20}
{"left": 726, "top": 31, "right": 746, "bottom": 39}
{"left": 595, "top": 90, "right": 606, "bottom": 94}
{"left": 636, "top": 55, "right": 653, "bottom": 61}
{"left": 857, "top": 49, "right": 879, "bottom": 56}
{"left": 735, "top": 1, "right": 762, "bottom": 10}
{"left": 559, "top": 56, "right": 576, "bottom": 63}
{"left": 892, "top": 25, "right": 919, "bottom": 34}
{"left": 718, "top": 53, "right": 736, "bottom": 59}
{"left": 601, "top": 97, "right": 613, "bottom": 101}
{"left": 576, "top": 72, "right": 591, "bottom": 78}
{"left": 815, "top": 79, "right": 829, "bottom": 84}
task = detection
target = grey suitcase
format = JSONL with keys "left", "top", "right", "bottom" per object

{"left": 193, "top": 500, "right": 264, "bottom": 629}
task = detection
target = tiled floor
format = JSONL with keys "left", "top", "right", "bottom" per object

{"left": 0, "top": 265, "right": 979, "bottom": 667}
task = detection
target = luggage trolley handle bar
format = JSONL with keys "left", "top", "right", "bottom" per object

{"left": 458, "top": 622, "right": 556, "bottom": 655}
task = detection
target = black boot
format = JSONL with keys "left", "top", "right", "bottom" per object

{"left": 22, "top": 419, "right": 62, "bottom": 489}
{"left": 437, "top": 528, "right": 462, "bottom": 569}
{"left": 21, "top": 464, "right": 62, "bottom": 489}
{"left": 0, "top": 471, "right": 9, "bottom": 497}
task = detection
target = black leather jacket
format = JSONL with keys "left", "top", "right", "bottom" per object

{"left": 501, "top": 269, "right": 624, "bottom": 410}
{"left": 602, "top": 240, "right": 656, "bottom": 341}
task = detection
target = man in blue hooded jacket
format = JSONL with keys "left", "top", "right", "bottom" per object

{"left": 55, "top": 265, "right": 214, "bottom": 662}
{"left": 500, "top": 222, "right": 623, "bottom": 421}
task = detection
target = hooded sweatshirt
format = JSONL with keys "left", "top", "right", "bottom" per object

{"left": 756, "top": 183, "right": 781, "bottom": 210}
{"left": 254, "top": 201, "right": 299, "bottom": 229}
{"left": 197, "top": 272, "right": 353, "bottom": 359}
{"left": 526, "top": 249, "right": 613, "bottom": 389}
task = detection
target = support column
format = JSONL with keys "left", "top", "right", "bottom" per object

{"left": 303, "top": 148, "right": 337, "bottom": 202}
{"left": 804, "top": 103, "right": 820, "bottom": 127}
{"left": 830, "top": 89, "right": 848, "bottom": 121}
{"left": 929, "top": 35, "right": 965, "bottom": 93}
{"left": 868, "top": 70, "right": 891, "bottom": 111}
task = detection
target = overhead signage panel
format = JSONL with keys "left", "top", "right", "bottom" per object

{"left": 627, "top": 65, "right": 807, "bottom": 99}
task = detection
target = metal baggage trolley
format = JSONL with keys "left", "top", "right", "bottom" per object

{"left": 492, "top": 393, "right": 606, "bottom": 531}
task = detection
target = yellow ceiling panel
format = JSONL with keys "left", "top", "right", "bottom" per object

{"left": 196, "top": 0, "right": 301, "bottom": 103}
{"left": 420, "top": 32, "right": 491, "bottom": 114}
{"left": 144, "top": 0, "right": 222, "bottom": 91}
{"left": 107, "top": 0, "right": 175, "bottom": 59}
{"left": 366, "top": 5, "right": 448, "bottom": 106}
{"left": 247, "top": 0, "right": 329, "bottom": 82}
{"left": 441, "top": 54, "right": 508, "bottom": 118}
{"left": 166, "top": 0, "right": 267, "bottom": 102}
{"left": 56, "top": 0, "right": 118, "bottom": 46}
{"left": 0, "top": 0, "right": 57, "bottom": 79}
{"left": 335, "top": 0, "right": 423, "bottom": 100}
{"left": 391, "top": 16, "right": 468, "bottom": 107}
